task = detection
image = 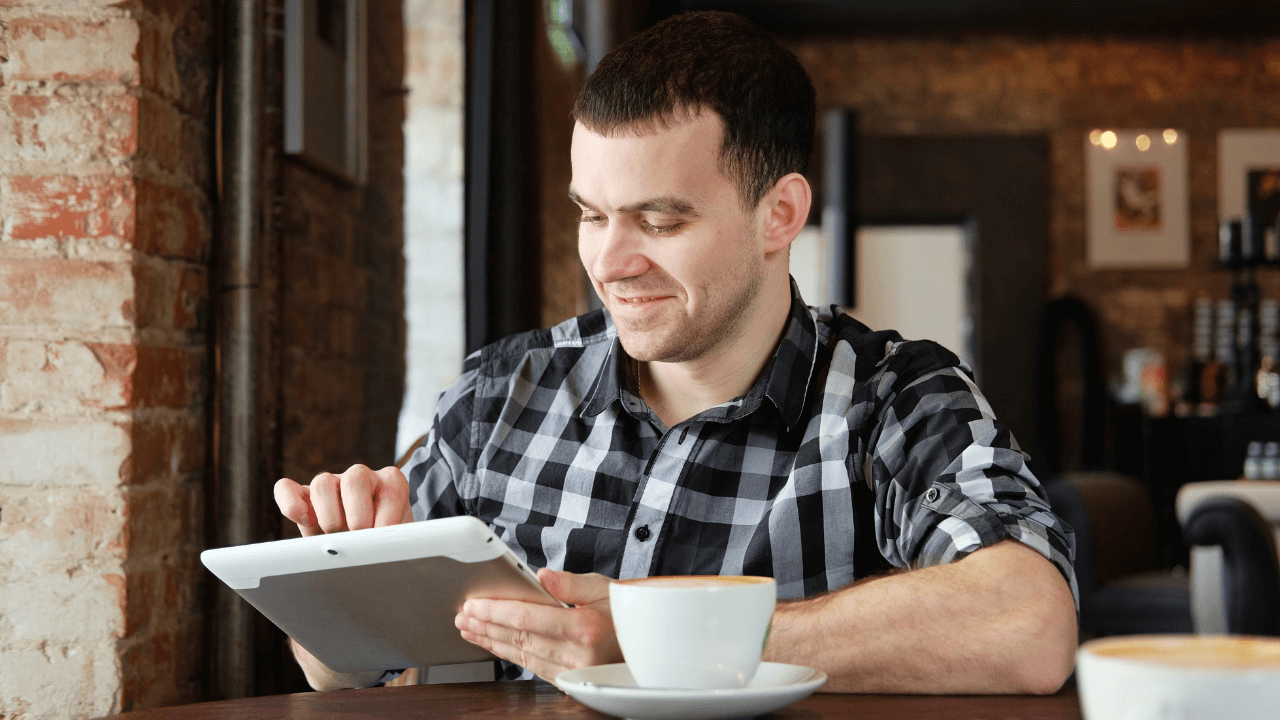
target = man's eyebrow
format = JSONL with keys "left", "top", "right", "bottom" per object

{"left": 567, "top": 187, "right": 697, "bottom": 217}
{"left": 618, "top": 196, "right": 697, "bottom": 216}
{"left": 567, "top": 187, "right": 594, "bottom": 210}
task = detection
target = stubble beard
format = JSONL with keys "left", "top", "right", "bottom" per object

{"left": 611, "top": 250, "right": 765, "bottom": 365}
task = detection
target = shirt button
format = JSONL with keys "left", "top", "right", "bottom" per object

{"left": 634, "top": 525, "right": 651, "bottom": 541}
{"left": 925, "top": 487, "right": 940, "bottom": 503}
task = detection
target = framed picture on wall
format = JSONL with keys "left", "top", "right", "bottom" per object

{"left": 285, "top": 0, "right": 368, "bottom": 184}
{"left": 1086, "top": 129, "right": 1189, "bottom": 268}
{"left": 1220, "top": 129, "right": 1280, "bottom": 228}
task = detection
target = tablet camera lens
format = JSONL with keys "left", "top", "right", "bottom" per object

{"left": 326, "top": 549, "right": 338, "bottom": 556}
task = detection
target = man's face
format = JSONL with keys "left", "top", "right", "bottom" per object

{"left": 570, "top": 113, "right": 766, "bottom": 364}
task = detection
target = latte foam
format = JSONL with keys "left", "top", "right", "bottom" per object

{"left": 1090, "top": 637, "right": 1280, "bottom": 669}
{"left": 615, "top": 575, "right": 772, "bottom": 588}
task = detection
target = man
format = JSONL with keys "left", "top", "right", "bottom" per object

{"left": 275, "top": 11, "right": 1078, "bottom": 694}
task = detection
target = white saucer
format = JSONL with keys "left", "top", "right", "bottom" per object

{"left": 555, "top": 662, "right": 827, "bottom": 720}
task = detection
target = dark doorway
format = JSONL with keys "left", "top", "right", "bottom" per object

{"left": 858, "top": 136, "right": 1051, "bottom": 473}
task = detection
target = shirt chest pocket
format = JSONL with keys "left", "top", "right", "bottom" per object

{"left": 474, "top": 464, "right": 632, "bottom": 575}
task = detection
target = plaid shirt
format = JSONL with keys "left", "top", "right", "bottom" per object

{"left": 403, "top": 283, "right": 1076, "bottom": 679}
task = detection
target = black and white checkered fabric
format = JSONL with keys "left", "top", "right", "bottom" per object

{"left": 403, "top": 282, "right": 1076, "bottom": 681}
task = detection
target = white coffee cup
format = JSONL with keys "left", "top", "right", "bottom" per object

{"left": 1077, "top": 635, "right": 1280, "bottom": 720}
{"left": 609, "top": 575, "right": 776, "bottom": 690}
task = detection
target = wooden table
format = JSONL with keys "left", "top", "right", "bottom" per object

{"left": 100, "top": 681, "right": 1083, "bottom": 719}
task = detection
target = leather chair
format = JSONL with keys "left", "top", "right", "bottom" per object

{"left": 1177, "top": 482, "right": 1280, "bottom": 636}
{"left": 1044, "top": 472, "right": 1192, "bottom": 636}
{"left": 1035, "top": 298, "right": 1193, "bottom": 636}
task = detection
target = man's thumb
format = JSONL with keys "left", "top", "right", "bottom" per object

{"left": 539, "top": 568, "right": 611, "bottom": 606}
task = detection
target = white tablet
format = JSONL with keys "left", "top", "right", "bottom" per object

{"left": 200, "top": 515, "right": 563, "bottom": 673}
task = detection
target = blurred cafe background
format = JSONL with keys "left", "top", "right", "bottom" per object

{"left": 2, "top": 0, "right": 1280, "bottom": 717}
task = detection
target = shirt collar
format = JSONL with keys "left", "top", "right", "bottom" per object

{"left": 580, "top": 278, "right": 821, "bottom": 430}
{"left": 581, "top": 327, "right": 630, "bottom": 418}
{"left": 763, "top": 279, "right": 821, "bottom": 430}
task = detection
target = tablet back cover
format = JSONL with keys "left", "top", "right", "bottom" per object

{"left": 237, "top": 552, "right": 551, "bottom": 673}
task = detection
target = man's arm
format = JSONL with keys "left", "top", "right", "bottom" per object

{"left": 459, "top": 539, "right": 1076, "bottom": 692}
{"left": 764, "top": 539, "right": 1078, "bottom": 694}
{"left": 289, "top": 638, "right": 388, "bottom": 691}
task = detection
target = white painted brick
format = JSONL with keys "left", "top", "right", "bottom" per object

{"left": 0, "top": 340, "right": 129, "bottom": 413}
{"left": 4, "top": 14, "right": 140, "bottom": 85}
{"left": 0, "top": 486, "right": 125, "bottom": 578}
{"left": 0, "top": 258, "right": 134, "bottom": 329}
{"left": 0, "top": 420, "right": 128, "bottom": 487}
{"left": 0, "top": 641, "right": 121, "bottom": 720}
{"left": 0, "top": 563, "right": 125, "bottom": 646}
{"left": 0, "top": 91, "right": 138, "bottom": 167}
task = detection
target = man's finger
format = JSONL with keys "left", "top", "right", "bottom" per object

{"left": 309, "top": 472, "right": 348, "bottom": 534}
{"left": 373, "top": 466, "right": 413, "bottom": 527}
{"left": 339, "top": 465, "right": 376, "bottom": 531}
{"left": 274, "top": 478, "right": 321, "bottom": 536}
{"left": 456, "top": 616, "right": 567, "bottom": 682}
{"left": 539, "top": 568, "right": 613, "bottom": 606}
{"left": 458, "top": 630, "right": 562, "bottom": 683}
{"left": 460, "top": 599, "right": 577, "bottom": 643}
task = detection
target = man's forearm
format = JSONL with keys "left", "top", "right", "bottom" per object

{"left": 290, "top": 638, "right": 388, "bottom": 691}
{"left": 762, "top": 540, "right": 1078, "bottom": 694}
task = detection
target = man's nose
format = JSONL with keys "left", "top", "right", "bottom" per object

{"left": 589, "top": 223, "right": 649, "bottom": 285}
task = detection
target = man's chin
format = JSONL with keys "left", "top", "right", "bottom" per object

{"left": 616, "top": 331, "right": 679, "bottom": 365}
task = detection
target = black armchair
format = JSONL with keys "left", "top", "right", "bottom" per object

{"left": 1182, "top": 496, "right": 1280, "bottom": 636}
{"left": 1045, "top": 472, "right": 1192, "bottom": 636}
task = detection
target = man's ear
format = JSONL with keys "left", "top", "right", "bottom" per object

{"left": 760, "top": 173, "right": 813, "bottom": 254}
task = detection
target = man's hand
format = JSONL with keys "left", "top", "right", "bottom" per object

{"left": 274, "top": 464, "right": 413, "bottom": 537}
{"left": 273, "top": 464, "right": 414, "bottom": 691}
{"left": 455, "top": 568, "right": 623, "bottom": 683}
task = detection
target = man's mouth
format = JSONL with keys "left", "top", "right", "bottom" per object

{"left": 616, "top": 296, "right": 665, "bottom": 304}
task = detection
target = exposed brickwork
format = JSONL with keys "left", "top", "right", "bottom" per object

{"left": 0, "top": 0, "right": 214, "bottom": 716}
{"left": 0, "top": 257, "right": 134, "bottom": 327}
{"left": 278, "top": 1, "right": 405, "bottom": 484}
{"left": 4, "top": 15, "right": 140, "bottom": 83}
{"left": 0, "top": 91, "right": 138, "bottom": 168}
{"left": 114, "top": 0, "right": 217, "bottom": 710}
{"left": 785, "top": 34, "right": 1280, "bottom": 383}
{"left": 133, "top": 177, "right": 212, "bottom": 261}
{"left": 5, "top": 174, "right": 136, "bottom": 240}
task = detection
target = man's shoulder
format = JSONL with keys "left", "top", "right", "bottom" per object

{"left": 823, "top": 312, "right": 966, "bottom": 384}
{"left": 465, "top": 309, "right": 615, "bottom": 376}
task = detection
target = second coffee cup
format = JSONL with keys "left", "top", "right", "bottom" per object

{"left": 609, "top": 575, "right": 776, "bottom": 690}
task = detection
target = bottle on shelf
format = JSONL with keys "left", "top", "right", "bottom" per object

{"left": 1244, "top": 441, "right": 1263, "bottom": 480}
{"left": 1221, "top": 219, "right": 1243, "bottom": 266}
{"left": 1264, "top": 442, "right": 1280, "bottom": 480}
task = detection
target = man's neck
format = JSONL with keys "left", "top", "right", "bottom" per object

{"left": 637, "top": 279, "right": 793, "bottom": 428}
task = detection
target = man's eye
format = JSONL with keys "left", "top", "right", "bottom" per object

{"left": 642, "top": 221, "right": 683, "bottom": 235}
{"left": 579, "top": 214, "right": 604, "bottom": 225}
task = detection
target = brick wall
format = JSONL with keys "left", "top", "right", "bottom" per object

{"left": 785, "top": 34, "right": 1280, "bottom": 381}
{"left": 0, "top": 1, "right": 215, "bottom": 717}
{"left": 278, "top": 3, "right": 405, "bottom": 487}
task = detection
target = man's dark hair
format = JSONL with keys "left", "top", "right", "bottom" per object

{"left": 573, "top": 11, "right": 816, "bottom": 209}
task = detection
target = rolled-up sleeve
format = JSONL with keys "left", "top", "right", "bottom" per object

{"left": 862, "top": 341, "right": 1078, "bottom": 608}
